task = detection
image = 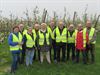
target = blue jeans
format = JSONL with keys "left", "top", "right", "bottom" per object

{"left": 11, "top": 51, "right": 20, "bottom": 71}
{"left": 26, "top": 49, "right": 34, "bottom": 66}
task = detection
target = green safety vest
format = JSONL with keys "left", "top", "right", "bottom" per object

{"left": 26, "top": 33, "right": 36, "bottom": 48}
{"left": 75, "top": 30, "right": 87, "bottom": 48}
{"left": 55, "top": 27, "right": 67, "bottom": 43}
{"left": 10, "top": 32, "right": 23, "bottom": 51}
{"left": 23, "top": 29, "right": 27, "bottom": 35}
{"left": 84, "top": 28, "right": 96, "bottom": 44}
{"left": 38, "top": 30, "right": 50, "bottom": 45}
{"left": 47, "top": 26, "right": 54, "bottom": 39}
{"left": 67, "top": 30, "right": 76, "bottom": 43}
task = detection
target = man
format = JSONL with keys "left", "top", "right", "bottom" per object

{"left": 8, "top": 26, "right": 23, "bottom": 73}
{"left": 33, "top": 23, "right": 40, "bottom": 60}
{"left": 48, "top": 19, "right": 56, "bottom": 62}
{"left": 18, "top": 23, "right": 27, "bottom": 64}
{"left": 84, "top": 20, "right": 96, "bottom": 64}
{"left": 75, "top": 24, "right": 88, "bottom": 64}
{"left": 54, "top": 20, "right": 67, "bottom": 62}
{"left": 67, "top": 24, "right": 76, "bottom": 61}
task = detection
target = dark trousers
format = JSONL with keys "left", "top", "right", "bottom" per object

{"left": 38, "top": 49, "right": 40, "bottom": 61}
{"left": 33, "top": 49, "right": 40, "bottom": 61}
{"left": 76, "top": 49, "right": 87, "bottom": 64}
{"left": 50, "top": 41, "right": 57, "bottom": 61}
{"left": 20, "top": 44, "right": 26, "bottom": 64}
{"left": 86, "top": 44, "right": 95, "bottom": 63}
{"left": 33, "top": 50, "right": 36, "bottom": 60}
{"left": 67, "top": 43, "right": 75, "bottom": 61}
{"left": 56, "top": 43, "right": 66, "bottom": 62}
{"left": 53, "top": 43, "right": 57, "bottom": 60}
{"left": 49, "top": 47, "right": 52, "bottom": 61}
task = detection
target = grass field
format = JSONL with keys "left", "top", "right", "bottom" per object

{"left": 0, "top": 33, "right": 100, "bottom": 75}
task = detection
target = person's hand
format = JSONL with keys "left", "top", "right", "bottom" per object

{"left": 20, "top": 42, "right": 23, "bottom": 44}
{"left": 37, "top": 46, "right": 40, "bottom": 50}
{"left": 87, "top": 41, "right": 89, "bottom": 45}
{"left": 83, "top": 47, "right": 86, "bottom": 50}
{"left": 18, "top": 42, "right": 23, "bottom": 45}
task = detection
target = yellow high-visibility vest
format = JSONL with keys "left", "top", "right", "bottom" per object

{"left": 47, "top": 26, "right": 54, "bottom": 39}
{"left": 84, "top": 28, "right": 96, "bottom": 44}
{"left": 67, "top": 30, "right": 76, "bottom": 43}
{"left": 55, "top": 27, "right": 67, "bottom": 43}
{"left": 23, "top": 29, "right": 27, "bottom": 35}
{"left": 10, "top": 32, "right": 23, "bottom": 51}
{"left": 26, "top": 33, "right": 36, "bottom": 48}
{"left": 75, "top": 30, "right": 87, "bottom": 47}
{"left": 38, "top": 30, "right": 50, "bottom": 45}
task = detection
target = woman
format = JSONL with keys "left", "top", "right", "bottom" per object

{"left": 8, "top": 26, "right": 23, "bottom": 73}
{"left": 23, "top": 27, "right": 36, "bottom": 67}
{"left": 37, "top": 23, "right": 51, "bottom": 64}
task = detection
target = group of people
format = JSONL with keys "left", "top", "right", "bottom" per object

{"left": 8, "top": 19, "right": 96, "bottom": 73}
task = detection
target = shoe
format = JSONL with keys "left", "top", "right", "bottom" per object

{"left": 10, "top": 69, "right": 15, "bottom": 74}
{"left": 48, "top": 62, "right": 51, "bottom": 64}
{"left": 90, "top": 61, "right": 95, "bottom": 64}
{"left": 54, "top": 60, "right": 57, "bottom": 63}
{"left": 83, "top": 62, "right": 87, "bottom": 65}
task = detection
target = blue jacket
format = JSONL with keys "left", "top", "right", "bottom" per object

{"left": 8, "top": 32, "right": 20, "bottom": 54}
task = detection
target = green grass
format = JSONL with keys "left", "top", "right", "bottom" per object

{"left": 0, "top": 33, "right": 100, "bottom": 75}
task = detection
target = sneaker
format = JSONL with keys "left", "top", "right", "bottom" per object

{"left": 54, "top": 60, "right": 57, "bottom": 63}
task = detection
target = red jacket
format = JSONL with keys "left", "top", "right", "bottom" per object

{"left": 76, "top": 30, "right": 88, "bottom": 50}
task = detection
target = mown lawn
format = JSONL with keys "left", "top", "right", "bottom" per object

{"left": 0, "top": 33, "right": 100, "bottom": 75}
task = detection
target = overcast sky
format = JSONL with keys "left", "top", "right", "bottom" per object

{"left": 0, "top": 0, "right": 100, "bottom": 19}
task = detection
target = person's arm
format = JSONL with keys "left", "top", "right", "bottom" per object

{"left": 22, "top": 35, "right": 27, "bottom": 44}
{"left": 36, "top": 32, "right": 40, "bottom": 49}
{"left": 66, "top": 30, "right": 68, "bottom": 43}
{"left": 8, "top": 33, "right": 18, "bottom": 46}
{"left": 53, "top": 29, "right": 56, "bottom": 40}
{"left": 49, "top": 33, "right": 52, "bottom": 47}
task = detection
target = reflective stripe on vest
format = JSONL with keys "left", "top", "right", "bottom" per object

{"left": 26, "top": 33, "right": 35, "bottom": 48}
{"left": 75, "top": 30, "right": 86, "bottom": 48}
{"left": 56, "top": 27, "right": 67, "bottom": 43}
{"left": 10, "top": 32, "right": 22, "bottom": 51}
{"left": 39, "top": 31, "right": 50, "bottom": 45}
